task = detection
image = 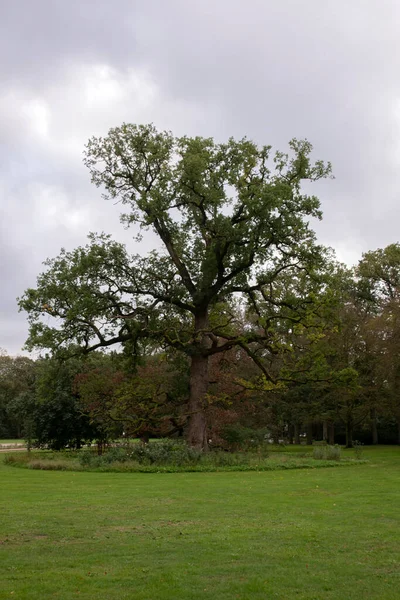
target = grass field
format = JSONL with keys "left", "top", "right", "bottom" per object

{"left": 1, "top": 446, "right": 399, "bottom": 599}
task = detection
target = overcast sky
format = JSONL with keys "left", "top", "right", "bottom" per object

{"left": 1, "top": 0, "right": 400, "bottom": 355}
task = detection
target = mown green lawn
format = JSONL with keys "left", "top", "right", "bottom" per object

{"left": 1, "top": 446, "right": 399, "bottom": 599}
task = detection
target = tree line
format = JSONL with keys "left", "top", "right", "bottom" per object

{"left": 2, "top": 242, "right": 400, "bottom": 448}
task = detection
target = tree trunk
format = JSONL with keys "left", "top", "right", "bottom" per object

{"left": 371, "top": 408, "right": 378, "bottom": 445}
{"left": 345, "top": 419, "right": 354, "bottom": 448}
{"left": 328, "top": 422, "right": 335, "bottom": 445}
{"left": 397, "top": 417, "right": 400, "bottom": 445}
{"left": 294, "top": 423, "right": 300, "bottom": 445}
{"left": 187, "top": 311, "right": 209, "bottom": 450}
{"left": 306, "top": 422, "right": 313, "bottom": 445}
{"left": 322, "top": 420, "right": 328, "bottom": 442}
{"left": 288, "top": 424, "right": 294, "bottom": 444}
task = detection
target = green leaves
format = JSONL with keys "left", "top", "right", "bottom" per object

{"left": 20, "top": 124, "right": 333, "bottom": 387}
{"left": 83, "top": 124, "right": 331, "bottom": 303}
{"left": 357, "top": 243, "right": 400, "bottom": 304}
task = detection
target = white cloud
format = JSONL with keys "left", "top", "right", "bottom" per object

{"left": 21, "top": 98, "right": 50, "bottom": 139}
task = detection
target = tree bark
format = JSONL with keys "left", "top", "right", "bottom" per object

{"left": 371, "top": 408, "right": 378, "bottom": 445}
{"left": 306, "top": 422, "right": 313, "bottom": 445}
{"left": 294, "top": 423, "right": 300, "bottom": 445}
{"left": 328, "top": 422, "right": 335, "bottom": 445}
{"left": 187, "top": 311, "right": 209, "bottom": 450}
{"left": 322, "top": 420, "right": 328, "bottom": 442}
{"left": 345, "top": 419, "right": 354, "bottom": 448}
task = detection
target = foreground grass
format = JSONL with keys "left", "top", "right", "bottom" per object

{"left": 0, "top": 446, "right": 399, "bottom": 599}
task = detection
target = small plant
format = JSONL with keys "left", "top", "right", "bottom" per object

{"left": 326, "top": 445, "right": 341, "bottom": 461}
{"left": 313, "top": 444, "right": 341, "bottom": 461}
{"left": 313, "top": 446, "right": 325, "bottom": 460}
{"left": 99, "top": 446, "right": 127, "bottom": 464}
{"left": 353, "top": 440, "right": 364, "bottom": 459}
{"left": 78, "top": 449, "right": 96, "bottom": 466}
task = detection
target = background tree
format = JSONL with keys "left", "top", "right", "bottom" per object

{"left": 32, "top": 357, "right": 102, "bottom": 450}
{"left": 357, "top": 244, "right": 400, "bottom": 443}
{"left": 0, "top": 352, "right": 35, "bottom": 439}
{"left": 75, "top": 353, "right": 187, "bottom": 444}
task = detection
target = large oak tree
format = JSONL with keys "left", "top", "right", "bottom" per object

{"left": 19, "top": 124, "right": 332, "bottom": 448}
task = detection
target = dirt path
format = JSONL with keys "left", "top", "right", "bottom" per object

{"left": 0, "top": 445, "right": 27, "bottom": 452}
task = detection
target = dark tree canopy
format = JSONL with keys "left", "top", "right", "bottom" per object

{"left": 19, "top": 124, "right": 333, "bottom": 448}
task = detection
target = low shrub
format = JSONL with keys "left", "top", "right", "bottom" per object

{"left": 126, "top": 439, "right": 202, "bottom": 466}
{"left": 78, "top": 449, "right": 95, "bottom": 466}
{"left": 4, "top": 446, "right": 366, "bottom": 473}
{"left": 29, "top": 459, "right": 80, "bottom": 471}
{"left": 78, "top": 443, "right": 269, "bottom": 469}
{"left": 313, "top": 444, "right": 341, "bottom": 461}
{"left": 220, "top": 425, "right": 270, "bottom": 453}
{"left": 78, "top": 440, "right": 202, "bottom": 468}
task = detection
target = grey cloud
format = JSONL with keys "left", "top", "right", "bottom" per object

{"left": 1, "top": 0, "right": 139, "bottom": 87}
{"left": 1, "top": 0, "right": 400, "bottom": 353}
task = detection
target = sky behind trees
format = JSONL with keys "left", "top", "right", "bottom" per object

{"left": 1, "top": 0, "right": 400, "bottom": 354}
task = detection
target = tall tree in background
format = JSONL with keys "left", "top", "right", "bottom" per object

{"left": 32, "top": 357, "right": 102, "bottom": 450}
{"left": 0, "top": 351, "right": 35, "bottom": 439}
{"left": 357, "top": 244, "right": 400, "bottom": 443}
{"left": 19, "top": 124, "right": 332, "bottom": 448}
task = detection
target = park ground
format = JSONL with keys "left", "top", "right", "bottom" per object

{"left": 0, "top": 446, "right": 399, "bottom": 600}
